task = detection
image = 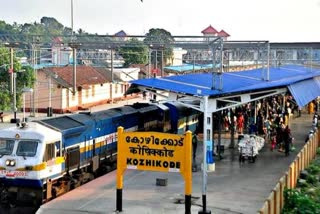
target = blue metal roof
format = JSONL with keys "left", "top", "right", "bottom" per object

{"left": 164, "top": 64, "right": 216, "bottom": 73}
{"left": 131, "top": 65, "right": 320, "bottom": 97}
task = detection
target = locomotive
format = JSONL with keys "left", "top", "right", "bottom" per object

{"left": 0, "top": 102, "right": 199, "bottom": 207}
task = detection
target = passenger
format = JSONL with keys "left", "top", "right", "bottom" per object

{"left": 237, "top": 113, "right": 244, "bottom": 134}
{"left": 249, "top": 122, "right": 257, "bottom": 135}
{"left": 192, "top": 134, "right": 198, "bottom": 160}
{"left": 283, "top": 125, "right": 291, "bottom": 156}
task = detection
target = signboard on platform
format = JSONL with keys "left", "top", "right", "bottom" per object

{"left": 116, "top": 125, "right": 193, "bottom": 213}
{"left": 117, "top": 128, "right": 189, "bottom": 173}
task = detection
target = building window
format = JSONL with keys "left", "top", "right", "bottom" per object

{"left": 72, "top": 92, "right": 75, "bottom": 101}
{"left": 115, "top": 84, "right": 118, "bottom": 94}
{"left": 92, "top": 85, "right": 95, "bottom": 96}
{"left": 86, "top": 89, "right": 89, "bottom": 98}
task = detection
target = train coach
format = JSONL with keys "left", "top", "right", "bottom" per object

{"left": 0, "top": 101, "right": 200, "bottom": 207}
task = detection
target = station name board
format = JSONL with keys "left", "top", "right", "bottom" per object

{"left": 118, "top": 131, "right": 187, "bottom": 173}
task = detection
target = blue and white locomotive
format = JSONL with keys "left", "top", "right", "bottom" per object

{"left": 0, "top": 102, "right": 199, "bottom": 206}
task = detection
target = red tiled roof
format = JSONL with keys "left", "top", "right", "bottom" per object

{"left": 201, "top": 25, "right": 218, "bottom": 34}
{"left": 42, "top": 65, "right": 108, "bottom": 88}
{"left": 217, "top": 30, "right": 230, "bottom": 37}
{"left": 52, "top": 37, "right": 63, "bottom": 44}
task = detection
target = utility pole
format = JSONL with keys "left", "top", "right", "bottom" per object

{"left": 69, "top": 42, "right": 80, "bottom": 95}
{"left": 31, "top": 37, "right": 39, "bottom": 117}
{"left": 71, "top": 0, "right": 74, "bottom": 36}
{"left": 5, "top": 42, "right": 19, "bottom": 123}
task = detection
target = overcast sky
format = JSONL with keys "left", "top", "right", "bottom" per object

{"left": 1, "top": 0, "right": 320, "bottom": 42}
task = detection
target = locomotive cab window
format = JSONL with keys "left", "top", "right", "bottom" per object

{"left": 44, "top": 143, "right": 56, "bottom": 161}
{"left": 16, "top": 140, "right": 38, "bottom": 157}
{"left": 0, "top": 139, "right": 15, "bottom": 156}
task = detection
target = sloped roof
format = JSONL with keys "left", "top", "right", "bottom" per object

{"left": 217, "top": 30, "right": 230, "bottom": 37}
{"left": 114, "top": 30, "right": 127, "bottom": 37}
{"left": 201, "top": 25, "right": 218, "bottom": 34}
{"left": 41, "top": 65, "right": 108, "bottom": 88}
{"left": 94, "top": 67, "right": 122, "bottom": 82}
{"left": 129, "top": 64, "right": 149, "bottom": 75}
{"left": 130, "top": 65, "right": 320, "bottom": 100}
{"left": 52, "top": 37, "right": 63, "bottom": 44}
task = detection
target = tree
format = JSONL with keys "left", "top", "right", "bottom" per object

{"left": 0, "top": 47, "right": 35, "bottom": 111}
{"left": 144, "top": 28, "right": 174, "bottom": 67}
{"left": 119, "top": 38, "right": 148, "bottom": 67}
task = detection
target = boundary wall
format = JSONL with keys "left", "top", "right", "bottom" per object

{"left": 258, "top": 130, "right": 319, "bottom": 214}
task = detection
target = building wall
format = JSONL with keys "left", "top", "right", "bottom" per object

{"left": 24, "top": 71, "right": 63, "bottom": 113}
{"left": 25, "top": 70, "right": 132, "bottom": 114}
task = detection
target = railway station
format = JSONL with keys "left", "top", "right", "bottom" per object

{"left": 33, "top": 63, "right": 320, "bottom": 214}
{"left": 2, "top": 33, "right": 320, "bottom": 214}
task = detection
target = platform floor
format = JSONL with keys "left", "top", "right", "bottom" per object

{"left": 36, "top": 113, "right": 314, "bottom": 214}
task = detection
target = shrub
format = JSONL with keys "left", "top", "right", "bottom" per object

{"left": 283, "top": 189, "right": 320, "bottom": 213}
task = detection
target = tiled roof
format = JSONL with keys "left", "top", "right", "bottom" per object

{"left": 52, "top": 37, "right": 63, "bottom": 44}
{"left": 94, "top": 66, "right": 122, "bottom": 82}
{"left": 129, "top": 64, "right": 149, "bottom": 75}
{"left": 201, "top": 25, "right": 218, "bottom": 34}
{"left": 41, "top": 65, "right": 108, "bottom": 88}
{"left": 218, "top": 30, "right": 230, "bottom": 37}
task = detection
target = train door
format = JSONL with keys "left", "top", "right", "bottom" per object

{"left": 66, "top": 146, "right": 80, "bottom": 170}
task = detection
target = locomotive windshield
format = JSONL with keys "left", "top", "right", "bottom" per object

{"left": 16, "top": 140, "right": 38, "bottom": 157}
{"left": 0, "top": 139, "right": 15, "bottom": 156}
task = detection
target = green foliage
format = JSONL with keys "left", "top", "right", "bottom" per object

{"left": 119, "top": 38, "right": 148, "bottom": 67}
{"left": 307, "top": 163, "right": 320, "bottom": 175}
{"left": 317, "top": 148, "right": 320, "bottom": 155}
{"left": 0, "top": 48, "right": 34, "bottom": 111}
{"left": 283, "top": 188, "right": 320, "bottom": 213}
{"left": 306, "top": 174, "right": 318, "bottom": 185}
{"left": 144, "top": 28, "right": 174, "bottom": 66}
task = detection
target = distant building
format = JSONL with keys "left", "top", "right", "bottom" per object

{"left": 113, "top": 68, "right": 141, "bottom": 82}
{"left": 201, "top": 25, "right": 230, "bottom": 41}
{"left": 25, "top": 65, "right": 131, "bottom": 114}
{"left": 217, "top": 30, "right": 230, "bottom": 41}
{"left": 129, "top": 64, "right": 150, "bottom": 79}
{"left": 170, "top": 48, "right": 187, "bottom": 66}
{"left": 51, "top": 37, "right": 72, "bottom": 65}
{"left": 114, "top": 30, "right": 128, "bottom": 41}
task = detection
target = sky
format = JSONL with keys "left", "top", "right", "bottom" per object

{"left": 1, "top": 0, "right": 320, "bottom": 42}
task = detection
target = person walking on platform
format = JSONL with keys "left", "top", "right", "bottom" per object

{"left": 283, "top": 125, "right": 291, "bottom": 156}
{"left": 192, "top": 134, "right": 198, "bottom": 160}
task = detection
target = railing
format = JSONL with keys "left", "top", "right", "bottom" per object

{"left": 258, "top": 129, "right": 319, "bottom": 214}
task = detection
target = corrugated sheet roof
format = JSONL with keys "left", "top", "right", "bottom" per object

{"left": 131, "top": 65, "right": 320, "bottom": 97}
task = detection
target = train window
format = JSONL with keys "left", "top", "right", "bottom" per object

{"left": 0, "top": 139, "right": 15, "bottom": 156}
{"left": 44, "top": 143, "right": 56, "bottom": 161}
{"left": 16, "top": 141, "right": 38, "bottom": 157}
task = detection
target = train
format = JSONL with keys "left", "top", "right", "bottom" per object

{"left": 0, "top": 101, "right": 200, "bottom": 207}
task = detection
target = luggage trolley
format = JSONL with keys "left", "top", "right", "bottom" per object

{"left": 238, "top": 135, "right": 264, "bottom": 163}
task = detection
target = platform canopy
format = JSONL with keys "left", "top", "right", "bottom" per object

{"left": 129, "top": 65, "right": 320, "bottom": 113}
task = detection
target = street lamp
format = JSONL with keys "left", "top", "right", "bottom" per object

{"left": 22, "top": 88, "right": 33, "bottom": 123}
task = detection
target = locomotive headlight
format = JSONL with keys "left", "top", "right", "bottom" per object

{"left": 5, "top": 159, "right": 16, "bottom": 166}
{"left": 10, "top": 160, "right": 15, "bottom": 166}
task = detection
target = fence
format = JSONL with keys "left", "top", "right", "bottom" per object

{"left": 258, "top": 129, "right": 319, "bottom": 214}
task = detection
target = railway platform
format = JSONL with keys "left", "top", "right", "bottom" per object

{"left": 35, "top": 112, "right": 315, "bottom": 214}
